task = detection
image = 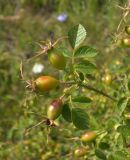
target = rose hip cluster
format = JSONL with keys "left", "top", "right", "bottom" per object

{"left": 33, "top": 48, "right": 66, "bottom": 121}
{"left": 23, "top": 24, "right": 101, "bottom": 158}
{"left": 28, "top": 48, "right": 98, "bottom": 157}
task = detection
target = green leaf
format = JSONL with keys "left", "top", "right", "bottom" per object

{"left": 72, "top": 96, "right": 92, "bottom": 104}
{"left": 128, "top": 82, "right": 130, "bottom": 91}
{"left": 72, "top": 108, "right": 89, "bottom": 130}
{"left": 68, "top": 24, "right": 87, "bottom": 49}
{"left": 62, "top": 104, "right": 72, "bottom": 122}
{"left": 99, "top": 142, "right": 110, "bottom": 150}
{"left": 74, "top": 46, "right": 98, "bottom": 58}
{"left": 57, "top": 47, "right": 71, "bottom": 57}
{"left": 78, "top": 72, "right": 84, "bottom": 81}
{"left": 108, "top": 151, "right": 127, "bottom": 160}
{"left": 95, "top": 149, "right": 107, "bottom": 160}
{"left": 75, "top": 60, "right": 96, "bottom": 74}
{"left": 117, "top": 97, "right": 128, "bottom": 115}
{"left": 117, "top": 125, "right": 130, "bottom": 137}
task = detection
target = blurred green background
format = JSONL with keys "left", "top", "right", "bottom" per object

{"left": 0, "top": 0, "right": 129, "bottom": 159}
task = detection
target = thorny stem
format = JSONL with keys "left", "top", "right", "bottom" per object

{"left": 27, "top": 36, "right": 68, "bottom": 62}
{"left": 80, "top": 83, "right": 117, "bottom": 101}
{"left": 61, "top": 81, "right": 117, "bottom": 101}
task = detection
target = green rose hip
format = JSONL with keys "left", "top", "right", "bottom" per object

{"left": 81, "top": 131, "right": 97, "bottom": 143}
{"left": 74, "top": 147, "right": 89, "bottom": 157}
{"left": 48, "top": 49, "right": 66, "bottom": 70}
{"left": 125, "top": 26, "right": 130, "bottom": 35}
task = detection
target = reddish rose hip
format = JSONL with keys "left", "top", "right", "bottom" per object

{"left": 35, "top": 76, "right": 59, "bottom": 92}
{"left": 81, "top": 131, "right": 97, "bottom": 143}
{"left": 122, "top": 38, "right": 130, "bottom": 47}
{"left": 116, "top": 39, "right": 123, "bottom": 46}
{"left": 47, "top": 99, "right": 63, "bottom": 120}
{"left": 124, "top": 114, "right": 130, "bottom": 119}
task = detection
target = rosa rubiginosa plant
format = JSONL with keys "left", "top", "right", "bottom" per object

{"left": 22, "top": 24, "right": 130, "bottom": 159}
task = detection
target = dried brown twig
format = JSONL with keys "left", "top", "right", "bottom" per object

{"left": 117, "top": 1, "right": 130, "bottom": 32}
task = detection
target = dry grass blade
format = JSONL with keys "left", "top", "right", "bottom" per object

{"left": 117, "top": 11, "right": 129, "bottom": 32}
{"left": 20, "top": 60, "right": 24, "bottom": 80}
